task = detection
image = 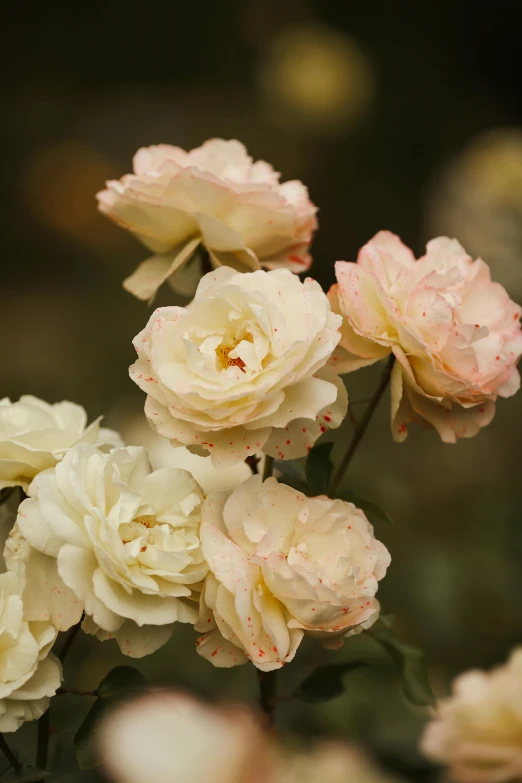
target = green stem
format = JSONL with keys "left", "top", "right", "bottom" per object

{"left": 35, "top": 710, "right": 49, "bottom": 771}
{"left": 35, "top": 614, "right": 84, "bottom": 778}
{"left": 58, "top": 616, "right": 83, "bottom": 664}
{"left": 257, "top": 669, "right": 277, "bottom": 725}
{"left": 262, "top": 455, "right": 275, "bottom": 482}
{"left": 330, "top": 355, "right": 395, "bottom": 493}
{"left": 0, "top": 733, "right": 22, "bottom": 771}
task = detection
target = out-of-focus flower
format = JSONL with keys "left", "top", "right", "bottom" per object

{"left": 427, "top": 128, "right": 522, "bottom": 299}
{"left": 14, "top": 444, "right": 206, "bottom": 657}
{"left": 99, "top": 690, "right": 397, "bottom": 783}
{"left": 421, "top": 647, "right": 522, "bottom": 783}
{"left": 97, "top": 138, "right": 317, "bottom": 300}
{"left": 258, "top": 25, "right": 374, "bottom": 135}
{"left": 195, "top": 475, "right": 390, "bottom": 670}
{"left": 281, "top": 743, "right": 398, "bottom": 783}
{"left": 0, "top": 395, "right": 122, "bottom": 491}
{"left": 0, "top": 569, "right": 62, "bottom": 732}
{"left": 99, "top": 691, "right": 277, "bottom": 783}
{"left": 330, "top": 232, "right": 522, "bottom": 443}
{"left": 130, "top": 267, "right": 347, "bottom": 468}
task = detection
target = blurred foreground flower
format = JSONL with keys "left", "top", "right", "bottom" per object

{"left": 421, "top": 647, "right": 522, "bottom": 782}
{"left": 97, "top": 138, "right": 317, "bottom": 299}
{"left": 130, "top": 267, "right": 347, "bottom": 468}
{"left": 100, "top": 690, "right": 395, "bottom": 783}
{"left": 196, "top": 475, "right": 390, "bottom": 670}
{"left": 13, "top": 444, "right": 206, "bottom": 657}
{"left": 330, "top": 232, "right": 522, "bottom": 442}
{"left": 0, "top": 395, "right": 121, "bottom": 491}
{"left": 0, "top": 569, "right": 62, "bottom": 732}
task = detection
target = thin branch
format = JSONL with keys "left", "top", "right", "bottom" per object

{"left": 35, "top": 709, "right": 49, "bottom": 771}
{"left": 36, "top": 614, "right": 85, "bottom": 779}
{"left": 0, "top": 733, "right": 22, "bottom": 771}
{"left": 257, "top": 669, "right": 277, "bottom": 725}
{"left": 58, "top": 614, "right": 84, "bottom": 664}
{"left": 330, "top": 356, "right": 395, "bottom": 493}
{"left": 262, "top": 455, "right": 275, "bottom": 482}
{"left": 57, "top": 687, "right": 96, "bottom": 697}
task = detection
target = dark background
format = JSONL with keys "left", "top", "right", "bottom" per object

{"left": 3, "top": 1, "right": 522, "bottom": 779}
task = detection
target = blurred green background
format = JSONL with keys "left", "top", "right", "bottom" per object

{"left": 3, "top": 0, "right": 522, "bottom": 779}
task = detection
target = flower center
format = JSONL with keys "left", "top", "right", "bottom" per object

{"left": 133, "top": 514, "right": 156, "bottom": 529}
{"left": 217, "top": 343, "right": 246, "bottom": 372}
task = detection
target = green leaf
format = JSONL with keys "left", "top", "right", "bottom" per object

{"left": 305, "top": 442, "right": 334, "bottom": 496}
{"left": 296, "top": 662, "right": 366, "bottom": 703}
{"left": 74, "top": 666, "right": 146, "bottom": 770}
{"left": 96, "top": 666, "right": 146, "bottom": 700}
{"left": 0, "top": 770, "right": 53, "bottom": 782}
{"left": 368, "top": 627, "right": 435, "bottom": 707}
{"left": 74, "top": 697, "right": 109, "bottom": 771}
{"left": 274, "top": 459, "right": 307, "bottom": 493}
{"left": 340, "top": 491, "right": 395, "bottom": 526}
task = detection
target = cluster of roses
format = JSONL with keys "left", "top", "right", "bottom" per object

{"left": 0, "top": 139, "right": 520, "bottom": 767}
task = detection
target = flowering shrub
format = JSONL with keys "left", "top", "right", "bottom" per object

{"left": 0, "top": 136, "right": 520, "bottom": 782}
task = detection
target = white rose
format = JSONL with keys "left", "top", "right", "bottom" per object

{"left": 96, "top": 138, "right": 317, "bottom": 300}
{"left": 121, "top": 416, "right": 253, "bottom": 494}
{"left": 330, "top": 232, "right": 522, "bottom": 442}
{"left": 0, "top": 569, "right": 62, "bottom": 733}
{"left": 130, "top": 267, "right": 347, "bottom": 469}
{"left": 15, "top": 444, "right": 207, "bottom": 658}
{"left": 421, "top": 647, "right": 522, "bottom": 783}
{"left": 99, "top": 691, "right": 278, "bottom": 783}
{"left": 195, "top": 476, "right": 390, "bottom": 671}
{"left": 0, "top": 395, "right": 122, "bottom": 491}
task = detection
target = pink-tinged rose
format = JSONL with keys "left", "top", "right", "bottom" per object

{"left": 330, "top": 232, "right": 522, "bottom": 442}
{"left": 130, "top": 266, "right": 347, "bottom": 469}
{"left": 195, "top": 476, "right": 390, "bottom": 671}
{"left": 421, "top": 647, "right": 522, "bottom": 783}
{"left": 97, "top": 139, "right": 317, "bottom": 300}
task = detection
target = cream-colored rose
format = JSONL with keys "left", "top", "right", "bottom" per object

{"left": 0, "top": 569, "right": 62, "bottom": 732}
{"left": 97, "top": 138, "right": 317, "bottom": 300}
{"left": 121, "top": 415, "right": 254, "bottom": 494}
{"left": 330, "top": 232, "right": 522, "bottom": 442}
{"left": 195, "top": 476, "right": 390, "bottom": 671}
{"left": 0, "top": 395, "right": 122, "bottom": 490}
{"left": 130, "top": 266, "right": 347, "bottom": 469}
{"left": 14, "top": 444, "right": 207, "bottom": 657}
{"left": 421, "top": 647, "right": 522, "bottom": 783}
{"left": 99, "top": 691, "right": 278, "bottom": 783}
